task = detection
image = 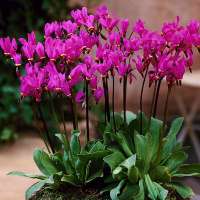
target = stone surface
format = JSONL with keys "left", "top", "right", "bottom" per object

{"left": 0, "top": 133, "right": 45, "bottom": 200}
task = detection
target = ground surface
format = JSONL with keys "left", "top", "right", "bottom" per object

{"left": 0, "top": 133, "right": 200, "bottom": 200}
{"left": 0, "top": 133, "right": 44, "bottom": 200}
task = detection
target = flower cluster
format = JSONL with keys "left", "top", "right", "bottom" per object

{"left": 0, "top": 6, "right": 200, "bottom": 102}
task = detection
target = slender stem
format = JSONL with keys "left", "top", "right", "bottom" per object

{"left": 32, "top": 103, "right": 51, "bottom": 153}
{"left": 153, "top": 78, "right": 162, "bottom": 117}
{"left": 70, "top": 90, "right": 78, "bottom": 130}
{"left": 60, "top": 97, "right": 71, "bottom": 149}
{"left": 112, "top": 75, "right": 116, "bottom": 132}
{"left": 148, "top": 81, "right": 158, "bottom": 128}
{"left": 123, "top": 75, "right": 127, "bottom": 124}
{"left": 85, "top": 79, "right": 90, "bottom": 142}
{"left": 139, "top": 68, "right": 148, "bottom": 134}
{"left": 70, "top": 98, "right": 76, "bottom": 130}
{"left": 155, "top": 85, "right": 172, "bottom": 163}
{"left": 48, "top": 93, "right": 60, "bottom": 132}
{"left": 105, "top": 77, "right": 110, "bottom": 122}
{"left": 163, "top": 86, "right": 172, "bottom": 132}
{"left": 38, "top": 103, "right": 55, "bottom": 153}
{"left": 102, "top": 77, "right": 108, "bottom": 124}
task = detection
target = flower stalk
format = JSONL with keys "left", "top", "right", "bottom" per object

{"left": 85, "top": 79, "right": 90, "bottom": 142}
{"left": 123, "top": 75, "right": 127, "bottom": 124}
{"left": 139, "top": 68, "right": 148, "bottom": 134}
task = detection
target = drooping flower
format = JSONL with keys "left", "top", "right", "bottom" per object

{"left": 62, "top": 20, "right": 78, "bottom": 35}
{"left": 93, "top": 87, "right": 104, "bottom": 103}
{"left": 12, "top": 53, "right": 21, "bottom": 66}
{"left": 36, "top": 42, "right": 45, "bottom": 59}
{"left": 133, "top": 19, "right": 148, "bottom": 37}
{"left": 0, "top": 37, "right": 17, "bottom": 56}
{"left": 120, "top": 19, "right": 129, "bottom": 36}
{"left": 75, "top": 91, "right": 85, "bottom": 103}
{"left": 20, "top": 63, "right": 46, "bottom": 101}
{"left": 71, "top": 7, "right": 95, "bottom": 30}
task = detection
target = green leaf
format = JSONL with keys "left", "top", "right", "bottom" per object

{"left": 149, "top": 166, "right": 171, "bottom": 182}
{"left": 110, "top": 180, "right": 126, "bottom": 200}
{"left": 85, "top": 162, "right": 104, "bottom": 183}
{"left": 55, "top": 133, "right": 70, "bottom": 152}
{"left": 162, "top": 117, "right": 184, "bottom": 159}
{"left": 165, "top": 150, "right": 188, "bottom": 173}
{"left": 70, "top": 130, "right": 81, "bottom": 157}
{"left": 78, "top": 150, "right": 111, "bottom": 161}
{"left": 145, "top": 175, "right": 168, "bottom": 200}
{"left": 174, "top": 163, "right": 200, "bottom": 177}
{"left": 118, "top": 183, "right": 139, "bottom": 200}
{"left": 113, "top": 132, "right": 133, "bottom": 157}
{"left": 133, "top": 112, "right": 149, "bottom": 134}
{"left": 134, "top": 133, "right": 146, "bottom": 161}
{"left": 144, "top": 174, "right": 158, "bottom": 200}
{"left": 62, "top": 151, "right": 75, "bottom": 174}
{"left": 8, "top": 171, "right": 46, "bottom": 180}
{"left": 89, "top": 141, "right": 105, "bottom": 152}
{"left": 112, "top": 112, "right": 124, "bottom": 129}
{"left": 104, "top": 151, "right": 126, "bottom": 172}
{"left": 149, "top": 118, "right": 163, "bottom": 161}
{"left": 103, "top": 123, "right": 113, "bottom": 145}
{"left": 153, "top": 182, "right": 168, "bottom": 200}
{"left": 167, "top": 183, "right": 194, "bottom": 199}
{"left": 33, "top": 149, "right": 58, "bottom": 176}
{"left": 25, "top": 180, "right": 46, "bottom": 200}
{"left": 134, "top": 179, "right": 145, "bottom": 200}
{"left": 134, "top": 133, "right": 151, "bottom": 174}
{"left": 128, "top": 166, "right": 139, "bottom": 184}
{"left": 121, "top": 111, "right": 136, "bottom": 125}
{"left": 61, "top": 174, "right": 77, "bottom": 186}
{"left": 120, "top": 154, "right": 136, "bottom": 169}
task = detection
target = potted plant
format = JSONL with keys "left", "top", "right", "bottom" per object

{"left": 1, "top": 5, "right": 200, "bottom": 200}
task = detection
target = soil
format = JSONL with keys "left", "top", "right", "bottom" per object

{"left": 30, "top": 186, "right": 110, "bottom": 200}
{"left": 29, "top": 187, "right": 189, "bottom": 200}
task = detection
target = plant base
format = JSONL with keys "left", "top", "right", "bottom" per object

{"left": 29, "top": 186, "right": 189, "bottom": 200}
{"left": 29, "top": 186, "right": 110, "bottom": 200}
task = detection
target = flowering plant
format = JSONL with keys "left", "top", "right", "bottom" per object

{"left": 1, "top": 5, "right": 200, "bottom": 200}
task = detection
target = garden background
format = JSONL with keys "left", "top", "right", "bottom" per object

{"left": 0, "top": 0, "right": 200, "bottom": 199}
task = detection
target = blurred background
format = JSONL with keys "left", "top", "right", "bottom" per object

{"left": 0, "top": 0, "right": 200, "bottom": 199}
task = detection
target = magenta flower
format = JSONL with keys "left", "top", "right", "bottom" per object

{"left": 19, "top": 31, "right": 36, "bottom": 46}
{"left": 99, "top": 17, "right": 119, "bottom": 32}
{"left": 45, "top": 37, "right": 60, "bottom": 61}
{"left": 20, "top": 63, "right": 46, "bottom": 101}
{"left": 71, "top": 7, "right": 95, "bottom": 30}
{"left": 36, "top": 42, "right": 45, "bottom": 59}
{"left": 120, "top": 19, "right": 129, "bottom": 36}
{"left": 93, "top": 87, "right": 104, "bottom": 103}
{"left": 162, "top": 16, "right": 181, "bottom": 42}
{"left": 117, "top": 63, "right": 131, "bottom": 77}
{"left": 62, "top": 20, "right": 77, "bottom": 35}
{"left": 124, "top": 36, "right": 141, "bottom": 53}
{"left": 134, "top": 56, "right": 144, "bottom": 74}
{"left": 21, "top": 44, "right": 35, "bottom": 61}
{"left": 12, "top": 53, "right": 21, "bottom": 66}
{"left": 75, "top": 91, "right": 85, "bottom": 103}
{"left": 109, "top": 32, "right": 121, "bottom": 46}
{"left": 79, "top": 30, "right": 98, "bottom": 50}
{"left": 133, "top": 19, "right": 148, "bottom": 37}
{"left": 0, "top": 37, "right": 17, "bottom": 55}
{"left": 89, "top": 77, "right": 98, "bottom": 90}
{"left": 95, "top": 5, "right": 109, "bottom": 19}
